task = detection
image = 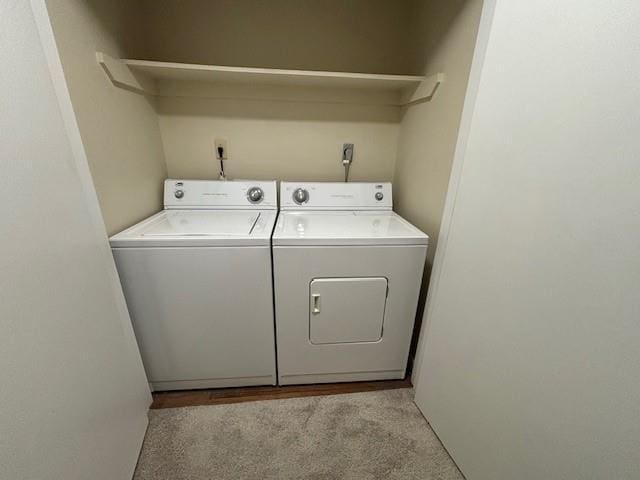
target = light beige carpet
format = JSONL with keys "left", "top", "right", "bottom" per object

{"left": 134, "top": 388, "right": 463, "bottom": 480}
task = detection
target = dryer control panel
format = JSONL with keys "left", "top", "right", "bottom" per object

{"left": 280, "top": 182, "right": 393, "bottom": 211}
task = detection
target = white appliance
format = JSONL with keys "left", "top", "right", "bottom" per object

{"left": 110, "top": 179, "right": 278, "bottom": 390}
{"left": 272, "top": 182, "right": 428, "bottom": 385}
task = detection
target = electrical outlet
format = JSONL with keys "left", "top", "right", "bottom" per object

{"left": 215, "top": 139, "right": 227, "bottom": 160}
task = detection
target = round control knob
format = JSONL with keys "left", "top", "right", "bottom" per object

{"left": 292, "top": 188, "right": 309, "bottom": 205}
{"left": 247, "top": 186, "right": 264, "bottom": 204}
{"left": 174, "top": 189, "right": 185, "bottom": 199}
{"left": 375, "top": 192, "right": 384, "bottom": 201}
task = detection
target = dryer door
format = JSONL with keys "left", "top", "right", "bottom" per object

{"left": 309, "top": 277, "right": 387, "bottom": 344}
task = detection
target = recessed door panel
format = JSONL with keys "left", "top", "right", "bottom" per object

{"left": 309, "top": 277, "right": 387, "bottom": 344}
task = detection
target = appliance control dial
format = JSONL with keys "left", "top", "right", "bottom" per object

{"left": 292, "top": 188, "right": 309, "bottom": 205}
{"left": 174, "top": 189, "right": 185, "bottom": 199}
{"left": 375, "top": 192, "right": 384, "bottom": 201}
{"left": 247, "top": 186, "right": 264, "bottom": 203}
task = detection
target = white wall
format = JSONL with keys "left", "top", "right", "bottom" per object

{"left": 45, "top": 0, "right": 168, "bottom": 235}
{"left": 414, "top": 1, "right": 640, "bottom": 479}
{"left": 0, "top": 2, "right": 151, "bottom": 478}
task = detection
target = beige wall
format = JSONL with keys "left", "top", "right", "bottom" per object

{"left": 45, "top": 0, "right": 480, "bottom": 232}
{"left": 394, "top": 0, "right": 483, "bottom": 266}
{"left": 137, "top": 0, "right": 413, "bottom": 75}
{"left": 2, "top": 2, "right": 150, "bottom": 478}
{"left": 393, "top": 0, "right": 483, "bottom": 365}
{"left": 135, "top": 0, "right": 412, "bottom": 183}
{"left": 158, "top": 95, "right": 399, "bottom": 182}
{"left": 46, "top": 0, "right": 168, "bottom": 235}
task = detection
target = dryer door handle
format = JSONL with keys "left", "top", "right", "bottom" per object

{"left": 311, "top": 294, "right": 321, "bottom": 315}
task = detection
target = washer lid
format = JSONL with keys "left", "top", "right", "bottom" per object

{"left": 110, "top": 210, "right": 276, "bottom": 247}
{"left": 142, "top": 210, "right": 260, "bottom": 237}
{"left": 272, "top": 211, "right": 429, "bottom": 246}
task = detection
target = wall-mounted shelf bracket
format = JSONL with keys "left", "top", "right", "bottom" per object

{"left": 400, "top": 73, "right": 445, "bottom": 106}
{"left": 96, "top": 52, "right": 153, "bottom": 95}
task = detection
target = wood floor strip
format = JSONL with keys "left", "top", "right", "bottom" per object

{"left": 151, "top": 379, "right": 412, "bottom": 409}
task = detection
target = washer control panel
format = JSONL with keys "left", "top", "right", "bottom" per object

{"left": 164, "top": 180, "right": 277, "bottom": 210}
{"left": 247, "top": 186, "right": 264, "bottom": 203}
{"left": 280, "top": 182, "right": 392, "bottom": 211}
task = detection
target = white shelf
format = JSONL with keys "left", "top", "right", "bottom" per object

{"left": 97, "top": 52, "right": 443, "bottom": 106}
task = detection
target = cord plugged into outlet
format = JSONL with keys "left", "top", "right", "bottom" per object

{"left": 342, "top": 143, "right": 354, "bottom": 182}
{"left": 215, "top": 139, "right": 227, "bottom": 180}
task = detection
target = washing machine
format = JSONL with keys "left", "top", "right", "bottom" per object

{"left": 110, "top": 179, "right": 278, "bottom": 390}
{"left": 272, "top": 182, "right": 428, "bottom": 385}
